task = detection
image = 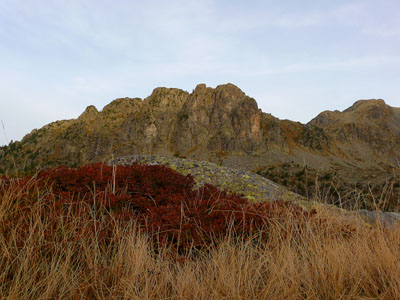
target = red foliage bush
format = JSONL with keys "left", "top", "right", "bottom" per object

{"left": 0, "top": 163, "right": 316, "bottom": 251}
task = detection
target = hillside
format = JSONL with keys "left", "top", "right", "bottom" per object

{"left": 1, "top": 83, "right": 399, "bottom": 209}
{"left": 3, "top": 161, "right": 400, "bottom": 299}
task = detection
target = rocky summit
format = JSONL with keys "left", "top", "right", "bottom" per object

{"left": 0, "top": 83, "right": 399, "bottom": 209}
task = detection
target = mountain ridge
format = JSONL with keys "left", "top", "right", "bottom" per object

{"left": 1, "top": 83, "right": 399, "bottom": 209}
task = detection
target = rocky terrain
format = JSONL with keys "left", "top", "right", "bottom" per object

{"left": 0, "top": 83, "right": 399, "bottom": 209}
{"left": 111, "top": 155, "right": 303, "bottom": 204}
{"left": 112, "top": 155, "right": 400, "bottom": 227}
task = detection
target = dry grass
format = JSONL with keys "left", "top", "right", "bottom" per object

{"left": 1, "top": 180, "right": 400, "bottom": 299}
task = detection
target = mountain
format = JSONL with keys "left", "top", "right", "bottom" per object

{"left": 1, "top": 83, "right": 399, "bottom": 209}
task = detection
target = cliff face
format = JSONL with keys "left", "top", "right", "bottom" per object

{"left": 0, "top": 84, "right": 399, "bottom": 190}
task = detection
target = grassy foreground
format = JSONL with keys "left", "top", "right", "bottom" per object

{"left": 1, "top": 167, "right": 400, "bottom": 299}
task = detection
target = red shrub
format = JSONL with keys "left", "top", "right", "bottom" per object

{"left": 0, "top": 163, "right": 316, "bottom": 251}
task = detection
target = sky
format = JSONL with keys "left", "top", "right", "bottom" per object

{"left": 1, "top": 0, "right": 400, "bottom": 146}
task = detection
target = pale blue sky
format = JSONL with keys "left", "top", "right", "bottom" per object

{"left": 1, "top": 0, "right": 399, "bottom": 145}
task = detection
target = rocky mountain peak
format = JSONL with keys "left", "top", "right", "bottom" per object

{"left": 215, "top": 83, "right": 247, "bottom": 99}
{"left": 344, "top": 99, "right": 387, "bottom": 112}
{"left": 193, "top": 83, "right": 208, "bottom": 92}
{"left": 307, "top": 110, "right": 339, "bottom": 127}
{"left": 99, "top": 98, "right": 143, "bottom": 122}
{"left": 343, "top": 99, "right": 392, "bottom": 119}
{"left": 310, "top": 99, "right": 393, "bottom": 126}
{"left": 146, "top": 87, "right": 189, "bottom": 108}
{"left": 147, "top": 87, "right": 189, "bottom": 100}
{"left": 78, "top": 105, "right": 99, "bottom": 121}
{"left": 191, "top": 83, "right": 247, "bottom": 101}
{"left": 307, "top": 99, "right": 399, "bottom": 154}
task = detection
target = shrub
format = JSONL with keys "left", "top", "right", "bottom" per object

{"left": 0, "top": 163, "right": 316, "bottom": 252}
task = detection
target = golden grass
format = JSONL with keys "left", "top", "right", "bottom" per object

{"left": 1, "top": 180, "right": 400, "bottom": 299}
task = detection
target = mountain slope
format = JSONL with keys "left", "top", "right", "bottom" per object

{"left": 0, "top": 83, "right": 399, "bottom": 208}
{"left": 0, "top": 83, "right": 330, "bottom": 172}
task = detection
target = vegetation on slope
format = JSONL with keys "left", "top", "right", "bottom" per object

{"left": 1, "top": 163, "right": 399, "bottom": 299}
{"left": 257, "top": 161, "right": 400, "bottom": 211}
{"left": 0, "top": 162, "right": 315, "bottom": 252}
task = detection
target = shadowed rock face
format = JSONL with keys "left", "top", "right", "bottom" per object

{"left": 0, "top": 84, "right": 399, "bottom": 198}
